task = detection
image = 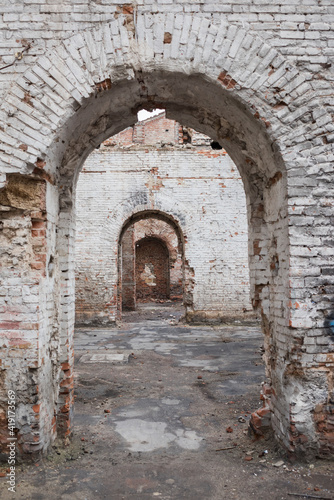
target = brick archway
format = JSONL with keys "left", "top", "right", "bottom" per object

{"left": 0, "top": 13, "right": 333, "bottom": 459}
{"left": 118, "top": 210, "right": 187, "bottom": 319}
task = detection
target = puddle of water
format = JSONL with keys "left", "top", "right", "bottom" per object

{"left": 115, "top": 419, "right": 175, "bottom": 452}
{"left": 161, "top": 398, "right": 181, "bottom": 406}
{"left": 175, "top": 429, "right": 202, "bottom": 450}
{"left": 114, "top": 418, "right": 202, "bottom": 452}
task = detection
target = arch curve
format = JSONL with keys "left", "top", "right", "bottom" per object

{"left": 117, "top": 205, "right": 188, "bottom": 248}
{"left": 0, "top": 12, "right": 325, "bottom": 188}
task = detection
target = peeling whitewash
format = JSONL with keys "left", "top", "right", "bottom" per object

{"left": 75, "top": 115, "right": 252, "bottom": 325}
{"left": 0, "top": 2, "right": 333, "bottom": 459}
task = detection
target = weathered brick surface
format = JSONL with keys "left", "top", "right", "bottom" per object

{"left": 0, "top": 177, "right": 59, "bottom": 455}
{"left": 121, "top": 224, "right": 136, "bottom": 311}
{"left": 133, "top": 218, "right": 183, "bottom": 300}
{"left": 118, "top": 216, "right": 183, "bottom": 313}
{"left": 75, "top": 114, "right": 251, "bottom": 324}
{"left": 135, "top": 237, "right": 169, "bottom": 300}
{"left": 0, "top": 3, "right": 333, "bottom": 459}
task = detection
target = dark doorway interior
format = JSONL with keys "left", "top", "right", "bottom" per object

{"left": 135, "top": 237, "right": 170, "bottom": 301}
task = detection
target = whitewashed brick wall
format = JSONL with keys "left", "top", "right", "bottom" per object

{"left": 0, "top": 1, "right": 333, "bottom": 104}
{"left": 0, "top": 2, "right": 333, "bottom": 459}
{"left": 75, "top": 122, "right": 252, "bottom": 324}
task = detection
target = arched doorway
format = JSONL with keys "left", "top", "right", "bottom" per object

{"left": 135, "top": 237, "right": 170, "bottom": 301}
{"left": 74, "top": 113, "right": 251, "bottom": 325}
{"left": 118, "top": 211, "right": 187, "bottom": 318}
{"left": 0, "top": 13, "right": 332, "bottom": 459}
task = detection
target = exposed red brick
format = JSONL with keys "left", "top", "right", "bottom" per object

{"left": 32, "top": 404, "right": 40, "bottom": 413}
{"left": 218, "top": 71, "right": 237, "bottom": 89}
{"left": 0, "top": 321, "right": 21, "bottom": 329}
{"left": 253, "top": 239, "right": 261, "bottom": 256}
{"left": 267, "top": 171, "right": 283, "bottom": 187}
{"left": 95, "top": 78, "right": 112, "bottom": 92}
{"left": 30, "top": 262, "right": 44, "bottom": 270}
{"left": 313, "top": 402, "right": 334, "bottom": 458}
{"left": 32, "top": 167, "right": 55, "bottom": 185}
{"left": 22, "top": 92, "right": 33, "bottom": 107}
{"left": 164, "top": 32, "right": 172, "bottom": 44}
{"left": 136, "top": 237, "right": 169, "bottom": 300}
{"left": 35, "top": 158, "right": 46, "bottom": 169}
{"left": 122, "top": 4, "right": 133, "bottom": 15}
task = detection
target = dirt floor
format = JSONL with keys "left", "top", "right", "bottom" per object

{"left": 1, "top": 302, "right": 333, "bottom": 499}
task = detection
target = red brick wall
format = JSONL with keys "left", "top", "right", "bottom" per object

{"left": 135, "top": 237, "right": 169, "bottom": 300}
{"left": 133, "top": 218, "right": 183, "bottom": 299}
{"left": 116, "top": 112, "right": 181, "bottom": 145}
{"left": 103, "top": 113, "right": 180, "bottom": 148}
{"left": 141, "top": 115, "right": 179, "bottom": 145}
{"left": 104, "top": 127, "right": 133, "bottom": 146}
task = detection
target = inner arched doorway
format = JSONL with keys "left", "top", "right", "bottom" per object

{"left": 118, "top": 211, "right": 186, "bottom": 317}
{"left": 135, "top": 237, "right": 170, "bottom": 301}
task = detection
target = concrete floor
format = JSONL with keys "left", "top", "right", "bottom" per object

{"left": 1, "top": 303, "right": 333, "bottom": 499}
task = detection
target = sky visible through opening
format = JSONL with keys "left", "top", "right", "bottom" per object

{"left": 137, "top": 109, "right": 165, "bottom": 121}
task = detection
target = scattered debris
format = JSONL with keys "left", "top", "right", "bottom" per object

{"left": 215, "top": 446, "right": 237, "bottom": 451}
{"left": 226, "top": 427, "right": 233, "bottom": 433}
{"left": 287, "top": 494, "right": 332, "bottom": 500}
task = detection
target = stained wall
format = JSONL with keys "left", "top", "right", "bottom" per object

{"left": 75, "top": 113, "right": 252, "bottom": 324}
{"left": 0, "top": 3, "right": 333, "bottom": 458}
